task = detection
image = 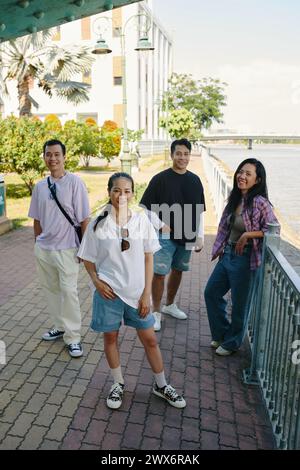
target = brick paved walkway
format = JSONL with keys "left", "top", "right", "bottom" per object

{"left": 0, "top": 155, "right": 276, "bottom": 450}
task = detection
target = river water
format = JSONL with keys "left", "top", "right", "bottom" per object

{"left": 207, "top": 144, "right": 300, "bottom": 235}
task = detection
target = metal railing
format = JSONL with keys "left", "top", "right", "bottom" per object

{"left": 201, "top": 145, "right": 232, "bottom": 220}
{"left": 202, "top": 146, "right": 300, "bottom": 449}
{"left": 139, "top": 139, "right": 170, "bottom": 157}
{"left": 244, "top": 225, "right": 300, "bottom": 449}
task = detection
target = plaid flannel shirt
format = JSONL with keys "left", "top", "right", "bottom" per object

{"left": 212, "top": 195, "right": 279, "bottom": 270}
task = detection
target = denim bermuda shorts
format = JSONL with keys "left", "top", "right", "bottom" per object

{"left": 91, "top": 291, "right": 155, "bottom": 333}
{"left": 154, "top": 235, "right": 192, "bottom": 276}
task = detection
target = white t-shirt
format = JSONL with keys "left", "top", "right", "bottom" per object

{"left": 78, "top": 211, "right": 161, "bottom": 308}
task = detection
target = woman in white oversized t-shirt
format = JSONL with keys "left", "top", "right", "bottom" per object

{"left": 78, "top": 173, "right": 186, "bottom": 410}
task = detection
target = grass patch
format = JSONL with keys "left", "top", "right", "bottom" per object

{"left": 12, "top": 218, "right": 29, "bottom": 230}
{"left": 6, "top": 183, "right": 30, "bottom": 199}
{"left": 133, "top": 182, "right": 147, "bottom": 204}
{"left": 140, "top": 153, "right": 165, "bottom": 168}
{"left": 78, "top": 165, "right": 119, "bottom": 172}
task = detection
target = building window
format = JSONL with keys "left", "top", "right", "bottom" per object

{"left": 52, "top": 26, "right": 61, "bottom": 41}
{"left": 112, "top": 8, "right": 122, "bottom": 37}
{"left": 114, "top": 76, "right": 122, "bottom": 86}
{"left": 114, "top": 104, "right": 123, "bottom": 128}
{"left": 145, "top": 111, "right": 148, "bottom": 133}
{"left": 112, "top": 8, "right": 122, "bottom": 24}
{"left": 81, "top": 17, "right": 91, "bottom": 40}
{"left": 82, "top": 69, "right": 92, "bottom": 85}
{"left": 113, "top": 56, "right": 122, "bottom": 77}
{"left": 113, "top": 27, "right": 122, "bottom": 37}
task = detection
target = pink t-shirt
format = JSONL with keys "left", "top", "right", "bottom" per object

{"left": 28, "top": 172, "right": 90, "bottom": 250}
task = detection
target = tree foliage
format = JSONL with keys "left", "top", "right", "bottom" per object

{"left": 102, "top": 120, "right": 118, "bottom": 132}
{"left": 162, "top": 73, "right": 227, "bottom": 131}
{"left": 127, "top": 129, "right": 144, "bottom": 142}
{"left": 0, "top": 116, "right": 47, "bottom": 194}
{"left": 44, "top": 113, "right": 62, "bottom": 131}
{"left": 0, "top": 115, "right": 129, "bottom": 194}
{"left": 85, "top": 117, "right": 97, "bottom": 127}
{"left": 100, "top": 121, "right": 121, "bottom": 162}
{"left": 160, "top": 108, "right": 195, "bottom": 139}
{"left": 60, "top": 120, "right": 100, "bottom": 168}
{"left": 0, "top": 30, "right": 94, "bottom": 116}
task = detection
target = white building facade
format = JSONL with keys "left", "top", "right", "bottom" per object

{"left": 3, "top": 0, "right": 172, "bottom": 145}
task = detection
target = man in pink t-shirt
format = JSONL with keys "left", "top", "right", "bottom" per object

{"left": 28, "top": 139, "right": 90, "bottom": 358}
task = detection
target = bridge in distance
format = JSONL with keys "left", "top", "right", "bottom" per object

{"left": 199, "top": 135, "right": 300, "bottom": 149}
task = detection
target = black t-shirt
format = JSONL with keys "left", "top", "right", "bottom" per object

{"left": 140, "top": 168, "right": 206, "bottom": 245}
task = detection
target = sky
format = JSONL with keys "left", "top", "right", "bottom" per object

{"left": 151, "top": 0, "right": 300, "bottom": 134}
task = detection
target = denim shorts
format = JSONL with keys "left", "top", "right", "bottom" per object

{"left": 91, "top": 291, "right": 155, "bottom": 332}
{"left": 154, "top": 235, "right": 192, "bottom": 275}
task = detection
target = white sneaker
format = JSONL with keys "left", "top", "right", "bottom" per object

{"left": 153, "top": 312, "right": 161, "bottom": 332}
{"left": 42, "top": 328, "right": 64, "bottom": 341}
{"left": 106, "top": 383, "right": 124, "bottom": 409}
{"left": 68, "top": 343, "right": 83, "bottom": 358}
{"left": 216, "top": 346, "right": 233, "bottom": 356}
{"left": 210, "top": 340, "right": 220, "bottom": 349}
{"left": 152, "top": 383, "right": 186, "bottom": 409}
{"left": 162, "top": 303, "right": 187, "bottom": 320}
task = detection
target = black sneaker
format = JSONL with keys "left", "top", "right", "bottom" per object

{"left": 68, "top": 343, "right": 83, "bottom": 358}
{"left": 152, "top": 383, "right": 186, "bottom": 408}
{"left": 42, "top": 328, "right": 65, "bottom": 341}
{"left": 106, "top": 382, "right": 124, "bottom": 409}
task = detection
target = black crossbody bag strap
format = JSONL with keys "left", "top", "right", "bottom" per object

{"left": 47, "top": 176, "right": 75, "bottom": 228}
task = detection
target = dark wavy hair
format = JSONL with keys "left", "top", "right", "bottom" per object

{"left": 93, "top": 172, "right": 134, "bottom": 232}
{"left": 226, "top": 158, "right": 270, "bottom": 215}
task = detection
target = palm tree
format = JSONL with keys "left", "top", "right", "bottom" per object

{"left": 0, "top": 30, "right": 94, "bottom": 116}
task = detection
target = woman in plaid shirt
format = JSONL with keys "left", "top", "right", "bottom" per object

{"left": 204, "top": 158, "right": 278, "bottom": 356}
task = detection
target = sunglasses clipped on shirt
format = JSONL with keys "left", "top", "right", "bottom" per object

{"left": 120, "top": 228, "right": 130, "bottom": 252}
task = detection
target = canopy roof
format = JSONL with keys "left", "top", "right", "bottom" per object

{"left": 0, "top": 0, "right": 140, "bottom": 42}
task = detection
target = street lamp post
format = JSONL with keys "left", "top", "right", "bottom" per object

{"left": 164, "top": 90, "right": 170, "bottom": 167}
{"left": 119, "top": 30, "right": 131, "bottom": 174}
{"left": 92, "top": 13, "right": 154, "bottom": 175}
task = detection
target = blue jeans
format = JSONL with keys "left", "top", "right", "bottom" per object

{"left": 204, "top": 245, "right": 257, "bottom": 351}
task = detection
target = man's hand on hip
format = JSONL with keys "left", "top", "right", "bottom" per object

{"left": 194, "top": 237, "right": 204, "bottom": 253}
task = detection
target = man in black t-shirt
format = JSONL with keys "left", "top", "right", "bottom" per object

{"left": 140, "top": 138, "right": 206, "bottom": 331}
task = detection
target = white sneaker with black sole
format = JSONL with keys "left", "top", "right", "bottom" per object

{"left": 42, "top": 328, "right": 65, "bottom": 341}
{"left": 152, "top": 383, "right": 186, "bottom": 408}
{"left": 106, "top": 382, "right": 124, "bottom": 409}
{"left": 162, "top": 303, "right": 187, "bottom": 320}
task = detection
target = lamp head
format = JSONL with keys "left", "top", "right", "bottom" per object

{"left": 135, "top": 37, "right": 154, "bottom": 52}
{"left": 92, "top": 38, "right": 112, "bottom": 54}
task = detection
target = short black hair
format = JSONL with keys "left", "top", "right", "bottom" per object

{"left": 171, "top": 138, "right": 192, "bottom": 155}
{"left": 43, "top": 139, "right": 66, "bottom": 156}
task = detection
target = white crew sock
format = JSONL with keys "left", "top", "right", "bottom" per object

{"left": 110, "top": 365, "right": 124, "bottom": 385}
{"left": 154, "top": 370, "right": 167, "bottom": 389}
